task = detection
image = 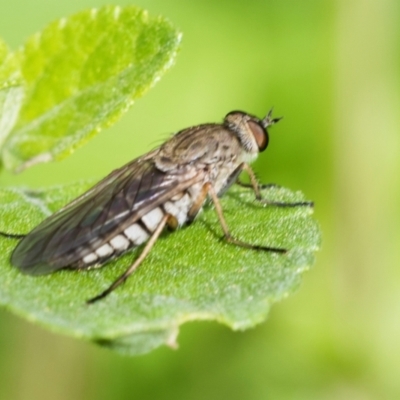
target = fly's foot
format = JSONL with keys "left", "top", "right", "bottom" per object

{"left": 259, "top": 199, "right": 314, "bottom": 208}
{"left": 223, "top": 234, "right": 287, "bottom": 253}
{"left": 236, "top": 180, "right": 280, "bottom": 190}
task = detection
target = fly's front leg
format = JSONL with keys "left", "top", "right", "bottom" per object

{"left": 241, "top": 163, "right": 314, "bottom": 208}
{"left": 236, "top": 181, "right": 280, "bottom": 190}
{"left": 199, "top": 182, "right": 286, "bottom": 253}
{"left": 87, "top": 213, "right": 176, "bottom": 304}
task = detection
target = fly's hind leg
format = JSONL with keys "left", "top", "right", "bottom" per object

{"left": 240, "top": 163, "right": 314, "bottom": 208}
{"left": 87, "top": 213, "right": 175, "bottom": 304}
{"left": 196, "top": 182, "right": 286, "bottom": 254}
{"left": 0, "top": 232, "right": 27, "bottom": 239}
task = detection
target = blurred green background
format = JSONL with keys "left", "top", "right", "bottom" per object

{"left": 0, "top": 0, "right": 399, "bottom": 399}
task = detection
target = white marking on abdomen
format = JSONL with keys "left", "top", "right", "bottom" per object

{"left": 163, "top": 193, "right": 192, "bottom": 226}
{"left": 95, "top": 243, "right": 114, "bottom": 258}
{"left": 124, "top": 223, "right": 149, "bottom": 245}
{"left": 110, "top": 234, "right": 130, "bottom": 251}
{"left": 83, "top": 252, "right": 98, "bottom": 264}
{"left": 141, "top": 207, "right": 164, "bottom": 232}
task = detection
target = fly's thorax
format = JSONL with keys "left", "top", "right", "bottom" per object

{"left": 155, "top": 124, "right": 244, "bottom": 172}
{"left": 154, "top": 120, "right": 259, "bottom": 196}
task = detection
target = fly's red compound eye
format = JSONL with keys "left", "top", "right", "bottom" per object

{"left": 248, "top": 120, "right": 269, "bottom": 151}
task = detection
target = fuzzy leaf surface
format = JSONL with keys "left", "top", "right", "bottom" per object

{"left": 0, "top": 183, "right": 320, "bottom": 355}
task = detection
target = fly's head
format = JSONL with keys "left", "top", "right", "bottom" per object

{"left": 224, "top": 109, "right": 282, "bottom": 157}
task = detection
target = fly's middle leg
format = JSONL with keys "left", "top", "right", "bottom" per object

{"left": 87, "top": 213, "right": 176, "bottom": 304}
{"left": 240, "top": 163, "right": 314, "bottom": 208}
{"left": 197, "top": 182, "right": 286, "bottom": 253}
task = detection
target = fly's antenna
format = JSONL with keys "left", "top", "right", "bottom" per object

{"left": 261, "top": 108, "right": 283, "bottom": 129}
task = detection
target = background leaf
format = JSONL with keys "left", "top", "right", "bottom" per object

{"left": 0, "top": 183, "right": 320, "bottom": 355}
{"left": 0, "top": 39, "right": 24, "bottom": 151}
{"left": 1, "top": 5, "right": 181, "bottom": 172}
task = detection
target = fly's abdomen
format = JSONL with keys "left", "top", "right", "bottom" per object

{"left": 80, "top": 207, "right": 165, "bottom": 267}
{"left": 80, "top": 186, "right": 201, "bottom": 268}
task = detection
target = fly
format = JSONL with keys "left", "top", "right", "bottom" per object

{"left": 9, "top": 109, "right": 312, "bottom": 303}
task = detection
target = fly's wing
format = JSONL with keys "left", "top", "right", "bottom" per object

{"left": 11, "top": 152, "right": 202, "bottom": 275}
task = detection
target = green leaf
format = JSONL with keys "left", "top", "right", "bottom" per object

{"left": 0, "top": 183, "right": 320, "bottom": 355}
{"left": 0, "top": 38, "right": 24, "bottom": 150}
{"left": 1, "top": 6, "right": 181, "bottom": 172}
